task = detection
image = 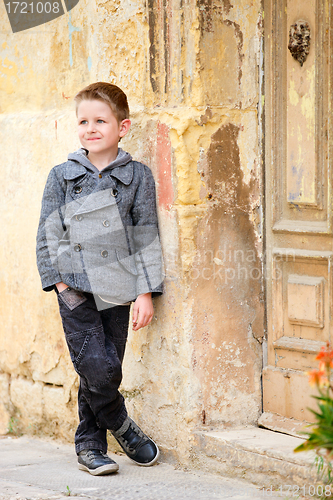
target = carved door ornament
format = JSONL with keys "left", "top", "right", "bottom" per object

{"left": 288, "top": 20, "right": 311, "bottom": 66}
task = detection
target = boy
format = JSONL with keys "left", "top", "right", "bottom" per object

{"left": 36, "top": 82, "right": 164, "bottom": 475}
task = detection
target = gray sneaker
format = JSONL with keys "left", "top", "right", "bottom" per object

{"left": 78, "top": 449, "right": 119, "bottom": 475}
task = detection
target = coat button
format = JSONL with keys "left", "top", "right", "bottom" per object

{"left": 74, "top": 186, "right": 82, "bottom": 194}
{"left": 75, "top": 215, "right": 83, "bottom": 221}
{"left": 74, "top": 244, "right": 82, "bottom": 252}
{"left": 102, "top": 220, "right": 110, "bottom": 227}
{"left": 111, "top": 188, "right": 118, "bottom": 197}
{"left": 101, "top": 250, "right": 108, "bottom": 258}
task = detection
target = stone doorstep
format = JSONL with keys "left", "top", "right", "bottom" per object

{"left": 192, "top": 427, "right": 321, "bottom": 490}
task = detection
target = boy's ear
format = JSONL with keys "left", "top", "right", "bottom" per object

{"left": 119, "top": 119, "right": 131, "bottom": 139}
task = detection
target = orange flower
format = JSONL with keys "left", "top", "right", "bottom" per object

{"left": 308, "top": 368, "right": 327, "bottom": 387}
{"left": 316, "top": 342, "right": 333, "bottom": 369}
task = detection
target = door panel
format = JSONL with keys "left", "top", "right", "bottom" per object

{"left": 262, "top": 0, "right": 332, "bottom": 430}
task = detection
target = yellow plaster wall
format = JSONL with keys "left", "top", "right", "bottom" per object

{"left": 0, "top": 0, "right": 263, "bottom": 463}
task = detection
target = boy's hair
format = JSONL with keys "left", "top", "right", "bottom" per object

{"left": 74, "top": 82, "right": 129, "bottom": 122}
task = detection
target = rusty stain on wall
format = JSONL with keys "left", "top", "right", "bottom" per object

{"left": 189, "top": 124, "right": 263, "bottom": 426}
{"left": 156, "top": 122, "right": 174, "bottom": 210}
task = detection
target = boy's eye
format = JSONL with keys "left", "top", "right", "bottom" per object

{"left": 79, "top": 120, "right": 87, "bottom": 125}
{"left": 97, "top": 119, "right": 105, "bottom": 123}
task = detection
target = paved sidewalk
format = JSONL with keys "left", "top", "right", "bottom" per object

{"left": 0, "top": 435, "right": 288, "bottom": 500}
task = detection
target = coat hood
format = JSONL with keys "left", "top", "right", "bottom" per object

{"left": 67, "top": 147, "right": 132, "bottom": 172}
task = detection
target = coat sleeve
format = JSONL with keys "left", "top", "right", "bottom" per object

{"left": 130, "top": 165, "right": 164, "bottom": 298}
{"left": 36, "top": 167, "right": 66, "bottom": 292}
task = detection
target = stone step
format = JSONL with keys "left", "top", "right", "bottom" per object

{"left": 192, "top": 427, "right": 322, "bottom": 492}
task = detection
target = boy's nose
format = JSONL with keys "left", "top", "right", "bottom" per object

{"left": 87, "top": 122, "right": 96, "bottom": 133}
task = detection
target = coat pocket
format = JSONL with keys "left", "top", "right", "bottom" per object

{"left": 83, "top": 251, "right": 138, "bottom": 302}
{"left": 116, "top": 250, "right": 138, "bottom": 275}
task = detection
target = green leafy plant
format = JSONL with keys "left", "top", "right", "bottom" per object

{"left": 315, "top": 455, "right": 333, "bottom": 486}
{"left": 7, "top": 416, "right": 21, "bottom": 436}
{"left": 294, "top": 342, "right": 333, "bottom": 494}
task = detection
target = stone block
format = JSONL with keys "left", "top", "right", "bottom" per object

{"left": 43, "top": 385, "right": 71, "bottom": 422}
{"left": 42, "top": 385, "right": 78, "bottom": 441}
{"left": 0, "top": 373, "right": 10, "bottom": 434}
{"left": 192, "top": 428, "right": 317, "bottom": 489}
{"left": 10, "top": 377, "right": 43, "bottom": 426}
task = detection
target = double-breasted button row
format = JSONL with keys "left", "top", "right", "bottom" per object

{"left": 74, "top": 186, "right": 117, "bottom": 196}
{"left": 74, "top": 216, "right": 110, "bottom": 227}
{"left": 74, "top": 245, "right": 109, "bottom": 258}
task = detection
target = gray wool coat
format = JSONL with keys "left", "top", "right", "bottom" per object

{"left": 36, "top": 148, "right": 164, "bottom": 305}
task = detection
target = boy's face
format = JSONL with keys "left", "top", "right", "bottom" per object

{"left": 77, "top": 99, "right": 130, "bottom": 158}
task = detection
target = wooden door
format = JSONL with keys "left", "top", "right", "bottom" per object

{"left": 261, "top": 0, "right": 333, "bottom": 434}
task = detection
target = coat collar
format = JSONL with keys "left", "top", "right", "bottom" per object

{"left": 63, "top": 162, "right": 87, "bottom": 180}
{"left": 110, "top": 163, "right": 134, "bottom": 185}
{"left": 63, "top": 161, "right": 134, "bottom": 185}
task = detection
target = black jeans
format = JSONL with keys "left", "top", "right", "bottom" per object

{"left": 56, "top": 288, "right": 130, "bottom": 454}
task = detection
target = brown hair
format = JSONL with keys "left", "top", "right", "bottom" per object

{"left": 74, "top": 82, "right": 129, "bottom": 122}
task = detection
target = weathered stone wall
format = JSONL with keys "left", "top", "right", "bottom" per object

{"left": 0, "top": 0, "right": 263, "bottom": 463}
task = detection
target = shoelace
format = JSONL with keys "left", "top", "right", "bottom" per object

{"left": 86, "top": 450, "right": 108, "bottom": 460}
{"left": 120, "top": 424, "right": 147, "bottom": 453}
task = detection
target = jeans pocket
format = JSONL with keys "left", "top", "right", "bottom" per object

{"left": 65, "top": 327, "right": 114, "bottom": 388}
{"left": 58, "top": 287, "right": 88, "bottom": 311}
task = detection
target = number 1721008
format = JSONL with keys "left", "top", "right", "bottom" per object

{"left": 276, "top": 484, "right": 332, "bottom": 497}
{"left": 5, "top": 2, "right": 60, "bottom": 14}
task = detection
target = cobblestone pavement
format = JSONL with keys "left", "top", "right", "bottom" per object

{"left": 0, "top": 436, "right": 296, "bottom": 500}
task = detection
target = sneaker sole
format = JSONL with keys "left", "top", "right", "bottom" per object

{"left": 78, "top": 462, "right": 119, "bottom": 475}
{"left": 128, "top": 440, "right": 160, "bottom": 467}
